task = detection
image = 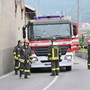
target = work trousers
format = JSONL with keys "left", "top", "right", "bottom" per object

{"left": 19, "top": 61, "right": 31, "bottom": 76}
{"left": 51, "top": 60, "right": 60, "bottom": 75}
{"left": 88, "top": 56, "right": 90, "bottom": 69}
{"left": 14, "top": 60, "right": 19, "bottom": 72}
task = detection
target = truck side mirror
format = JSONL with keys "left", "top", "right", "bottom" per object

{"left": 22, "top": 27, "right": 26, "bottom": 39}
{"left": 73, "top": 25, "right": 77, "bottom": 36}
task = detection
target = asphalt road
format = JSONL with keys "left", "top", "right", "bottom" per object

{"left": 0, "top": 56, "right": 90, "bottom": 90}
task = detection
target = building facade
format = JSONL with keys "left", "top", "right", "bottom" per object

{"left": 0, "top": 0, "right": 25, "bottom": 76}
{"left": 25, "top": 4, "right": 36, "bottom": 24}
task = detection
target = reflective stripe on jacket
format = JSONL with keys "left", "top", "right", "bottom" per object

{"left": 48, "top": 45, "right": 61, "bottom": 60}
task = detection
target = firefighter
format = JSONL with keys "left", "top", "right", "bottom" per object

{"left": 13, "top": 40, "right": 22, "bottom": 75}
{"left": 19, "top": 40, "right": 32, "bottom": 79}
{"left": 48, "top": 40, "right": 61, "bottom": 76}
{"left": 87, "top": 40, "right": 90, "bottom": 69}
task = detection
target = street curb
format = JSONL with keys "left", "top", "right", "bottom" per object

{"left": 0, "top": 71, "right": 14, "bottom": 79}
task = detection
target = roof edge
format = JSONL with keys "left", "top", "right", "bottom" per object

{"left": 25, "top": 4, "right": 35, "bottom": 11}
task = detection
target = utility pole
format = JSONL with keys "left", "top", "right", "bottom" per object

{"left": 77, "top": 0, "right": 80, "bottom": 31}
{"left": 37, "top": 0, "right": 40, "bottom": 16}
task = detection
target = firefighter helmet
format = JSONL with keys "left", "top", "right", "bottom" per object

{"left": 24, "top": 40, "right": 29, "bottom": 43}
{"left": 18, "top": 40, "right": 22, "bottom": 44}
{"left": 51, "top": 39, "right": 55, "bottom": 42}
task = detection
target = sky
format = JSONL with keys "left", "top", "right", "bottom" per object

{"left": 25, "top": 0, "right": 90, "bottom": 23}
{"left": 25, "top": 0, "right": 77, "bottom": 15}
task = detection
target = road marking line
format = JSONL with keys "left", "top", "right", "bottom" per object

{"left": 0, "top": 71, "right": 14, "bottom": 79}
{"left": 42, "top": 76, "right": 59, "bottom": 90}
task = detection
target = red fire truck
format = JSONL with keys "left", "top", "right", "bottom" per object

{"left": 23, "top": 15, "right": 80, "bottom": 71}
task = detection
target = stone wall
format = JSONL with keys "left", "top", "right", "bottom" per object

{"left": 75, "top": 51, "right": 88, "bottom": 60}
{"left": 0, "top": 0, "right": 25, "bottom": 76}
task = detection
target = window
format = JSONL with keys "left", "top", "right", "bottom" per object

{"left": 20, "top": 0, "right": 24, "bottom": 19}
{"left": 15, "top": 0, "right": 20, "bottom": 16}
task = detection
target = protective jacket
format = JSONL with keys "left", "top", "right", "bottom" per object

{"left": 87, "top": 44, "right": 90, "bottom": 69}
{"left": 13, "top": 46, "right": 21, "bottom": 58}
{"left": 88, "top": 44, "right": 90, "bottom": 57}
{"left": 13, "top": 45, "right": 22, "bottom": 74}
{"left": 19, "top": 46, "right": 32, "bottom": 62}
{"left": 19, "top": 45, "right": 32, "bottom": 78}
{"left": 48, "top": 45, "right": 61, "bottom": 60}
{"left": 48, "top": 45, "right": 61, "bottom": 76}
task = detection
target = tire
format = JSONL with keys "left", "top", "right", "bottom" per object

{"left": 66, "top": 66, "right": 72, "bottom": 71}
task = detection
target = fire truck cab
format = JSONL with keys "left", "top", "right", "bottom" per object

{"left": 23, "top": 15, "right": 79, "bottom": 71}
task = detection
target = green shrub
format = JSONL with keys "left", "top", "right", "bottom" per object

{"left": 80, "top": 48, "right": 87, "bottom": 51}
{"left": 79, "top": 41, "right": 85, "bottom": 47}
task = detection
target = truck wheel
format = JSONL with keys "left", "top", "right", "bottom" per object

{"left": 66, "top": 66, "right": 72, "bottom": 71}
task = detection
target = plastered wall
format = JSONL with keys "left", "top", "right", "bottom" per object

{"left": 0, "top": 0, "right": 25, "bottom": 76}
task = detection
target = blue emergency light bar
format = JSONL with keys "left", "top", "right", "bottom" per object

{"left": 34, "top": 15, "right": 64, "bottom": 19}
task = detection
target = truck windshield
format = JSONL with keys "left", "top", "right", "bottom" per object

{"left": 29, "top": 23, "right": 71, "bottom": 40}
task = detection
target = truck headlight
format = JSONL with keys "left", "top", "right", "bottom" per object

{"left": 65, "top": 55, "right": 72, "bottom": 61}
{"left": 32, "top": 57, "right": 38, "bottom": 61}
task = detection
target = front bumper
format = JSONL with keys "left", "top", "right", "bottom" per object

{"left": 31, "top": 52, "right": 73, "bottom": 68}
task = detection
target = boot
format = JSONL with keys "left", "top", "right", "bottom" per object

{"left": 24, "top": 74, "right": 28, "bottom": 79}
{"left": 50, "top": 73, "right": 56, "bottom": 76}
{"left": 56, "top": 70, "right": 59, "bottom": 75}
{"left": 19, "top": 72, "right": 22, "bottom": 78}
{"left": 56, "top": 73, "right": 59, "bottom": 75}
{"left": 15, "top": 71, "right": 18, "bottom": 75}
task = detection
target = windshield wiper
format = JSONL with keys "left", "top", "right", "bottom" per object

{"left": 34, "top": 36, "right": 41, "bottom": 38}
{"left": 34, "top": 36, "right": 49, "bottom": 40}
{"left": 49, "top": 35, "right": 61, "bottom": 37}
{"left": 49, "top": 35, "right": 71, "bottom": 39}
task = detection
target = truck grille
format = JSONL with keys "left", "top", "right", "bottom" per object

{"left": 31, "top": 45, "right": 70, "bottom": 56}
